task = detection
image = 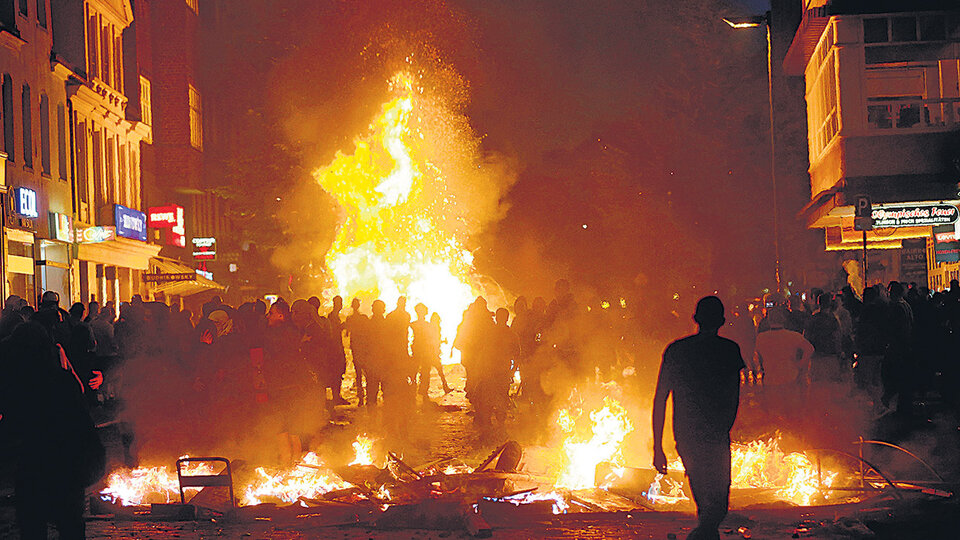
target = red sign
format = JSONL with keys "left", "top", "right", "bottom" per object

{"left": 149, "top": 204, "right": 186, "bottom": 247}
{"left": 148, "top": 205, "right": 181, "bottom": 228}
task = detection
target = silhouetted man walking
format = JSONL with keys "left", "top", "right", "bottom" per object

{"left": 653, "top": 296, "right": 744, "bottom": 540}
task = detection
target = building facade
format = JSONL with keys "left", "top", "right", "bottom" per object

{"left": 1, "top": 0, "right": 75, "bottom": 305}
{"left": 126, "top": 0, "right": 225, "bottom": 305}
{"left": 786, "top": 0, "right": 960, "bottom": 289}
{"left": 52, "top": 0, "right": 158, "bottom": 307}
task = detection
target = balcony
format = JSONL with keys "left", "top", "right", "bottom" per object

{"left": 866, "top": 97, "right": 960, "bottom": 131}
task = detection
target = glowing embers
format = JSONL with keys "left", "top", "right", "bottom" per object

{"left": 313, "top": 71, "right": 477, "bottom": 359}
{"left": 554, "top": 397, "right": 633, "bottom": 490}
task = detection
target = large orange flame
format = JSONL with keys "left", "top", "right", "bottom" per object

{"left": 314, "top": 71, "right": 479, "bottom": 361}
{"left": 555, "top": 397, "right": 634, "bottom": 490}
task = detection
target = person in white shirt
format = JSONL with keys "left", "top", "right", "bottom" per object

{"left": 751, "top": 309, "right": 814, "bottom": 421}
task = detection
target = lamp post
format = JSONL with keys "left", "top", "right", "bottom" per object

{"left": 724, "top": 13, "right": 781, "bottom": 293}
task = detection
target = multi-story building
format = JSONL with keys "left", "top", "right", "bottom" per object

{"left": 1, "top": 0, "right": 75, "bottom": 305}
{"left": 52, "top": 0, "right": 158, "bottom": 305}
{"left": 785, "top": 0, "right": 960, "bottom": 289}
{"left": 126, "top": 0, "right": 225, "bottom": 304}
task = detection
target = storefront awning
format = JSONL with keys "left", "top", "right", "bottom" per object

{"left": 78, "top": 237, "right": 161, "bottom": 270}
{"left": 148, "top": 256, "right": 224, "bottom": 297}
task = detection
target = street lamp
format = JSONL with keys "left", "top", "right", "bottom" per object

{"left": 725, "top": 13, "right": 782, "bottom": 293}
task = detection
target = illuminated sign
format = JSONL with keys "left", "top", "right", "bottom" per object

{"left": 76, "top": 226, "right": 116, "bottom": 243}
{"left": 114, "top": 204, "right": 147, "bottom": 241}
{"left": 142, "top": 272, "right": 196, "bottom": 283}
{"left": 192, "top": 237, "right": 216, "bottom": 260}
{"left": 14, "top": 187, "right": 38, "bottom": 218}
{"left": 871, "top": 204, "right": 958, "bottom": 228}
{"left": 934, "top": 224, "right": 960, "bottom": 264}
{"left": 148, "top": 205, "right": 181, "bottom": 228}
{"left": 49, "top": 212, "right": 72, "bottom": 242}
{"left": 196, "top": 268, "right": 213, "bottom": 280}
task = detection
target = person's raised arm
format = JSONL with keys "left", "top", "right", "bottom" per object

{"left": 652, "top": 354, "right": 671, "bottom": 474}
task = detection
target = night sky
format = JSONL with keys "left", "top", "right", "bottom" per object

{"left": 228, "top": 0, "right": 794, "bottom": 304}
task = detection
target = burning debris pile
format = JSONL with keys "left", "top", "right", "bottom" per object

{"left": 97, "top": 401, "right": 865, "bottom": 533}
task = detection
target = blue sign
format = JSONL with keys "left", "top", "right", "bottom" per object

{"left": 114, "top": 204, "right": 147, "bottom": 241}
{"left": 14, "top": 187, "right": 38, "bottom": 218}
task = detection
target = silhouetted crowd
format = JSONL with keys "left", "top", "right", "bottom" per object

{"left": 3, "top": 277, "right": 960, "bottom": 538}
{"left": 744, "top": 280, "right": 960, "bottom": 424}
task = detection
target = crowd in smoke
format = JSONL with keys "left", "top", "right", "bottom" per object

{"left": 2, "top": 275, "right": 959, "bottom": 535}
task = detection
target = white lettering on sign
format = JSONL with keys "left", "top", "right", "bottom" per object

{"left": 16, "top": 188, "right": 38, "bottom": 218}
{"left": 150, "top": 211, "right": 175, "bottom": 223}
{"left": 121, "top": 213, "right": 145, "bottom": 232}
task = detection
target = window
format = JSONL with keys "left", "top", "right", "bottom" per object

{"left": 76, "top": 121, "right": 89, "bottom": 216}
{"left": 100, "top": 24, "right": 112, "bottom": 87}
{"left": 92, "top": 127, "right": 103, "bottom": 209}
{"left": 186, "top": 0, "right": 198, "bottom": 14}
{"left": 36, "top": 0, "right": 46, "bottom": 27}
{"left": 891, "top": 16, "right": 917, "bottom": 42}
{"left": 57, "top": 103, "right": 66, "bottom": 179}
{"left": 39, "top": 93, "right": 49, "bottom": 174}
{"left": 87, "top": 13, "right": 99, "bottom": 81}
{"left": 919, "top": 14, "right": 946, "bottom": 41}
{"left": 21, "top": 84, "right": 32, "bottom": 167}
{"left": 18, "top": 0, "right": 27, "bottom": 17}
{"left": 189, "top": 84, "right": 202, "bottom": 150}
{"left": 113, "top": 34, "right": 123, "bottom": 92}
{"left": 106, "top": 135, "right": 115, "bottom": 203}
{"left": 2, "top": 74, "right": 13, "bottom": 160}
{"left": 139, "top": 76, "right": 152, "bottom": 125}
{"left": 864, "top": 18, "right": 888, "bottom": 43}
{"left": 806, "top": 26, "right": 838, "bottom": 158}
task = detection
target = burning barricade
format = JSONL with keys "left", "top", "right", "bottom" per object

{"left": 95, "top": 397, "right": 897, "bottom": 535}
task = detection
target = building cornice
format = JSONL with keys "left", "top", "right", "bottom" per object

{"left": 0, "top": 28, "right": 26, "bottom": 53}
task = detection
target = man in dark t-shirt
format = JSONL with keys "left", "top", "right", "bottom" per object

{"left": 653, "top": 296, "right": 744, "bottom": 540}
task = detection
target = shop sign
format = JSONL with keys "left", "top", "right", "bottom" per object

{"left": 934, "top": 224, "right": 960, "bottom": 264}
{"left": 114, "top": 204, "right": 147, "bottom": 241}
{"left": 148, "top": 205, "right": 181, "bottom": 228}
{"left": 49, "top": 212, "right": 72, "bottom": 242}
{"left": 871, "top": 204, "right": 958, "bottom": 228}
{"left": 142, "top": 272, "right": 196, "bottom": 283}
{"left": 900, "top": 238, "right": 927, "bottom": 284}
{"left": 196, "top": 268, "right": 214, "bottom": 280}
{"left": 14, "top": 187, "right": 38, "bottom": 218}
{"left": 151, "top": 204, "right": 186, "bottom": 247}
{"left": 192, "top": 237, "right": 216, "bottom": 260}
{"left": 76, "top": 226, "right": 116, "bottom": 243}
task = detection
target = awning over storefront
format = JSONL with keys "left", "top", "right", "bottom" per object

{"left": 148, "top": 256, "right": 224, "bottom": 297}
{"left": 77, "top": 237, "right": 161, "bottom": 270}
